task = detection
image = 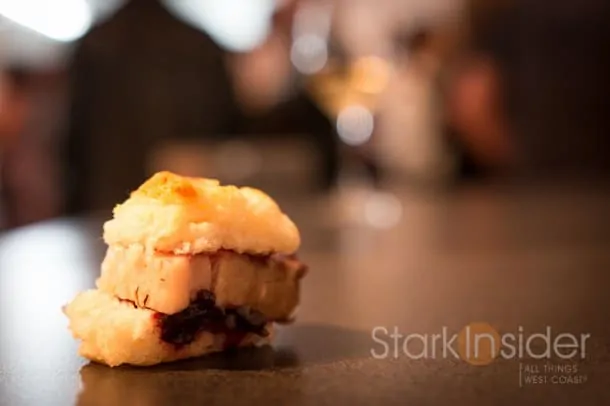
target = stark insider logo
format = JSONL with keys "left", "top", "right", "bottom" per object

{"left": 371, "top": 322, "right": 590, "bottom": 365}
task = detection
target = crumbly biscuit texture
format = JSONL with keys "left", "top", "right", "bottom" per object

{"left": 103, "top": 171, "right": 301, "bottom": 255}
{"left": 63, "top": 289, "right": 272, "bottom": 367}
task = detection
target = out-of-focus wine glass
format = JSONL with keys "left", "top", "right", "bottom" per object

{"left": 288, "top": 0, "right": 403, "bottom": 229}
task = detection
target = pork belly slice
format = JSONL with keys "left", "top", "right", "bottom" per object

{"left": 97, "top": 245, "right": 308, "bottom": 320}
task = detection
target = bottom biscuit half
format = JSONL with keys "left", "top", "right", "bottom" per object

{"left": 63, "top": 289, "right": 273, "bottom": 367}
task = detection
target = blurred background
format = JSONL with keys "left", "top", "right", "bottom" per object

{"left": 0, "top": 0, "right": 609, "bottom": 230}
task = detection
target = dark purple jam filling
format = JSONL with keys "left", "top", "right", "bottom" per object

{"left": 153, "top": 291, "right": 268, "bottom": 349}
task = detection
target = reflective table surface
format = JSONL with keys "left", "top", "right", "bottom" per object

{"left": 1, "top": 183, "right": 610, "bottom": 405}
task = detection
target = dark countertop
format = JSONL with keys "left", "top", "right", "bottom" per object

{"left": 1, "top": 184, "right": 609, "bottom": 406}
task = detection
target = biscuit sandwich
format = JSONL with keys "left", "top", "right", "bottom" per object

{"left": 64, "top": 171, "right": 307, "bottom": 367}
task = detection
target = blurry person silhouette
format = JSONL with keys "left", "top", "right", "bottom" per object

{"left": 0, "top": 68, "right": 28, "bottom": 152}
{"left": 376, "top": 27, "right": 454, "bottom": 185}
{"left": 445, "top": 0, "right": 610, "bottom": 181}
{"left": 1, "top": 67, "right": 64, "bottom": 230}
{"left": 444, "top": 55, "right": 513, "bottom": 180}
{"left": 62, "top": 0, "right": 242, "bottom": 215}
{"left": 0, "top": 68, "right": 30, "bottom": 229}
{"left": 230, "top": 0, "right": 340, "bottom": 191}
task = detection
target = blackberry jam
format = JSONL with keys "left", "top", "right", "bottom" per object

{"left": 153, "top": 291, "right": 268, "bottom": 349}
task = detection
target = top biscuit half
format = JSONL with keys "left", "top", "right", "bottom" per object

{"left": 103, "top": 171, "right": 301, "bottom": 255}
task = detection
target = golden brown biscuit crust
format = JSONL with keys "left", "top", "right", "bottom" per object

{"left": 103, "top": 171, "right": 300, "bottom": 255}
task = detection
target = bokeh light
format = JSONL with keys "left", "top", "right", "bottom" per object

{"left": 336, "top": 105, "right": 374, "bottom": 146}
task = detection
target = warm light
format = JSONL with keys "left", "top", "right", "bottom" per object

{"left": 336, "top": 105, "right": 374, "bottom": 146}
{"left": 351, "top": 56, "right": 391, "bottom": 94}
{"left": 0, "top": 0, "right": 91, "bottom": 42}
